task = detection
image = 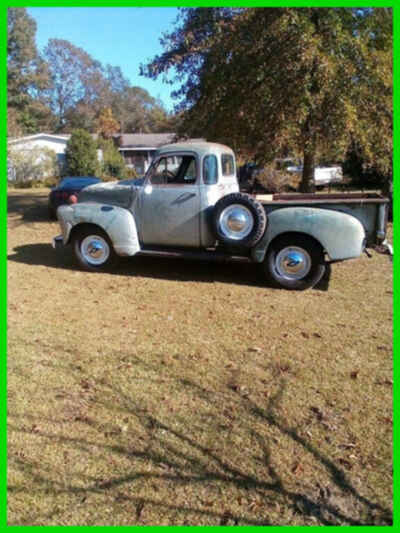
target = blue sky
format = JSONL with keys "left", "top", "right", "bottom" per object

{"left": 28, "top": 7, "right": 181, "bottom": 112}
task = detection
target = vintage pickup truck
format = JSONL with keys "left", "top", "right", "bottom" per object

{"left": 53, "top": 142, "right": 389, "bottom": 290}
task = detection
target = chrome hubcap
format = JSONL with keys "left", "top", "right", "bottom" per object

{"left": 275, "top": 246, "right": 311, "bottom": 280}
{"left": 219, "top": 204, "right": 253, "bottom": 240}
{"left": 81, "top": 235, "right": 110, "bottom": 265}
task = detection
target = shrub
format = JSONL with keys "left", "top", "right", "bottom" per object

{"left": 42, "top": 176, "right": 59, "bottom": 188}
{"left": 65, "top": 129, "right": 99, "bottom": 176}
{"left": 123, "top": 168, "right": 138, "bottom": 179}
{"left": 242, "top": 165, "right": 300, "bottom": 194}
{"left": 8, "top": 146, "right": 60, "bottom": 184}
{"left": 97, "top": 138, "right": 127, "bottom": 180}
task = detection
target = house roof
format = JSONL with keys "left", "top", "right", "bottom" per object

{"left": 115, "top": 133, "right": 207, "bottom": 150}
{"left": 8, "top": 132, "right": 99, "bottom": 144}
{"left": 8, "top": 133, "right": 71, "bottom": 145}
{"left": 115, "top": 133, "right": 177, "bottom": 148}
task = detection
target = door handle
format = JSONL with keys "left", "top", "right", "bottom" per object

{"left": 172, "top": 193, "right": 196, "bottom": 205}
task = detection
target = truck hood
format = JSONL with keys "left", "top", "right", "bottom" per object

{"left": 78, "top": 180, "right": 141, "bottom": 209}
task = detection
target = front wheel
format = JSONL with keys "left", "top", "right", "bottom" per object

{"left": 73, "top": 227, "right": 118, "bottom": 272}
{"left": 264, "top": 235, "right": 326, "bottom": 290}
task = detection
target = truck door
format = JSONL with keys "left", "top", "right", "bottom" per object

{"left": 139, "top": 153, "right": 201, "bottom": 247}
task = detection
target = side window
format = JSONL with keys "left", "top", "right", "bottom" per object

{"left": 221, "top": 154, "right": 235, "bottom": 176}
{"left": 148, "top": 155, "right": 197, "bottom": 185}
{"left": 203, "top": 154, "right": 218, "bottom": 185}
{"left": 183, "top": 158, "right": 196, "bottom": 182}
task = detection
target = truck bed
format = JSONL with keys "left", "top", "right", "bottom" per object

{"left": 254, "top": 192, "right": 388, "bottom": 206}
{"left": 254, "top": 192, "right": 389, "bottom": 247}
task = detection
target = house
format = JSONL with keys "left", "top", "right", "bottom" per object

{"left": 8, "top": 132, "right": 205, "bottom": 181}
{"left": 7, "top": 133, "right": 72, "bottom": 171}
{"left": 7, "top": 133, "right": 102, "bottom": 180}
{"left": 113, "top": 133, "right": 205, "bottom": 175}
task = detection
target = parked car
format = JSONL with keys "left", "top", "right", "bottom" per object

{"left": 241, "top": 159, "right": 343, "bottom": 190}
{"left": 52, "top": 142, "right": 389, "bottom": 291}
{"left": 48, "top": 176, "right": 101, "bottom": 219}
{"left": 279, "top": 159, "right": 343, "bottom": 188}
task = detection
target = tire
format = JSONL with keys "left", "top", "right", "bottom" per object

{"left": 264, "top": 235, "right": 326, "bottom": 290}
{"left": 213, "top": 193, "right": 267, "bottom": 247}
{"left": 72, "top": 227, "right": 118, "bottom": 272}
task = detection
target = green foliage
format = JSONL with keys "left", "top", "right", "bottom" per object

{"left": 142, "top": 7, "right": 392, "bottom": 192}
{"left": 343, "top": 143, "right": 390, "bottom": 190}
{"left": 124, "top": 167, "right": 138, "bottom": 179}
{"left": 44, "top": 39, "right": 106, "bottom": 130}
{"left": 42, "top": 176, "right": 59, "bottom": 188}
{"left": 7, "top": 8, "right": 53, "bottom": 136}
{"left": 8, "top": 146, "right": 59, "bottom": 183}
{"left": 97, "top": 138, "right": 126, "bottom": 179}
{"left": 7, "top": 8, "right": 49, "bottom": 104}
{"left": 65, "top": 129, "right": 99, "bottom": 176}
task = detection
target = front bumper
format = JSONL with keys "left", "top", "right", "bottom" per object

{"left": 52, "top": 235, "right": 64, "bottom": 250}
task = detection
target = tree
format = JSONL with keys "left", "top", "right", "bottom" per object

{"left": 65, "top": 129, "right": 99, "bottom": 176}
{"left": 109, "top": 86, "right": 171, "bottom": 133}
{"left": 96, "top": 107, "right": 120, "bottom": 139}
{"left": 7, "top": 8, "right": 52, "bottom": 135}
{"left": 142, "top": 8, "right": 392, "bottom": 191}
{"left": 44, "top": 39, "right": 105, "bottom": 129}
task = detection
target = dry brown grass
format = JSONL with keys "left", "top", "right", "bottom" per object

{"left": 7, "top": 188, "right": 393, "bottom": 526}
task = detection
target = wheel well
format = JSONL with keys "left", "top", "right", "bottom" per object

{"left": 68, "top": 223, "right": 107, "bottom": 244}
{"left": 269, "top": 232, "right": 325, "bottom": 255}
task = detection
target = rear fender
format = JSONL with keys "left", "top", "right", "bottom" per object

{"left": 57, "top": 203, "right": 140, "bottom": 257}
{"left": 251, "top": 207, "right": 365, "bottom": 262}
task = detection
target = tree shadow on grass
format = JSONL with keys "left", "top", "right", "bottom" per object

{"left": 8, "top": 192, "right": 52, "bottom": 225}
{"left": 8, "top": 355, "right": 391, "bottom": 526}
{"left": 7, "top": 243, "right": 331, "bottom": 291}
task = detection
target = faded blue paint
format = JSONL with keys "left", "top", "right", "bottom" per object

{"left": 251, "top": 207, "right": 365, "bottom": 262}
{"left": 54, "top": 142, "right": 387, "bottom": 265}
{"left": 57, "top": 202, "right": 140, "bottom": 256}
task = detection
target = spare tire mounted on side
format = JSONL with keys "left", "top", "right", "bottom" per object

{"left": 213, "top": 193, "right": 267, "bottom": 247}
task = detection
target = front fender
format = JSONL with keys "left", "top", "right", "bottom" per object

{"left": 57, "top": 202, "right": 140, "bottom": 257}
{"left": 251, "top": 207, "right": 365, "bottom": 262}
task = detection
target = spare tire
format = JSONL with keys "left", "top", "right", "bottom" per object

{"left": 213, "top": 193, "right": 267, "bottom": 247}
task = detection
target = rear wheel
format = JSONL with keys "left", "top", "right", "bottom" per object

{"left": 73, "top": 227, "right": 118, "bottom": 272}
{"left": 264, "top": 235, "right": 326, "bottom": 290}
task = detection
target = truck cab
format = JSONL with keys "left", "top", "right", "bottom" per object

{"left": 133, "top": 142, "right": 239, "bottom": 248}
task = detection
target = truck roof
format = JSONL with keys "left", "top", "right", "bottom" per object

{"left": 156, "top": 141, "right": 234, "bottom": 157}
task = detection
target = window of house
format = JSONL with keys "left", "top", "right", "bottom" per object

{"left": 148, "top": 155, "right": 197, "bottom": 185}
{"left": 221, "top": 154, "right": 235, "bottom": 176}
{"left": 203, "top": 154, "right": 218, "bottom": 185}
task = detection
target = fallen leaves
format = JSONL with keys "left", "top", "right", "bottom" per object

{"left": 375, "top": 378, "right": 393, "bottom": 386}
{"left": 248, "top": 346, "right": 262, "bottom": 353}
{"left": 291, "top": 462, "right": 304, "bottom": 476}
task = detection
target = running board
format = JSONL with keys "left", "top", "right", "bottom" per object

{"left": 136, "top": 247, "right": 252, "bottom": 263}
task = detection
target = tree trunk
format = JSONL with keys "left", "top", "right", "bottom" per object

{"left": 299, "top": 148, "right": 316, "bottom": 193}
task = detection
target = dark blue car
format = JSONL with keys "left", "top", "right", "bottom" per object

{"left": 48, "top": 176, "right": 101, "bottom": 219}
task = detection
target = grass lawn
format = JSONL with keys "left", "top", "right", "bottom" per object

{"left": 7, "top": 188, "right": 393, "bottom": 526}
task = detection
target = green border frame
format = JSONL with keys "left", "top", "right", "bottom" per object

{"left": 2, "top": 1, "right": 396, "bottom": 530}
